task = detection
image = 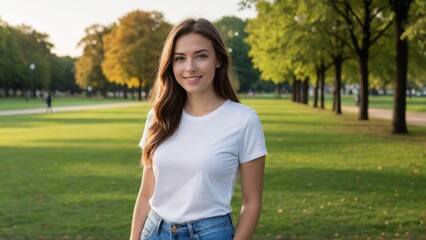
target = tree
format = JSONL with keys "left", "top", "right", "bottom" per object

{"left": 402, "top": 0, "right": 426, "bottom": 51}
{"left": 19, "top": 25, "right": 53, "bottom": 97}
{"left": 102, "top": 10, "right": 171, "bottom": 101}
{"left": 407, "top": 43, "right": 426, "bottom": 93}
{"left": 245, "top": 0, "right": 290, "bottom": 97}
{"left": 293, "top": 0, "right": 352, "bottom": 112}
{"left": 0, "top": 20, "right": 14, "bottom": 97}
{"left": 329, "top": 0, "right": 393, "bottom": 120}
{"left": 403, "top": 0, "right": 426, "bottom": 95}
{"left": 388, "top": 0, "right": 413, "bottom": 134}
{"left": 214, "top": 16, "right": 261, "bottom": 92}
{"left": 75, "top": 24, "right": 111, "bottom": 97}
{"left": 246, "top": 0, "right": 315, "bottom": 100}
{"left": 0, "top": 24, "right": 53, "bottom": 99}
{"left": 50, "top": 55, "right": 79, "bottom": 94}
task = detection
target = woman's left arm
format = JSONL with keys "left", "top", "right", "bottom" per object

{"left": 233, "top": 155, "right": 266, "bottom": 240}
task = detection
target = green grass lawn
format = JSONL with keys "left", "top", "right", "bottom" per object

{"left": 0, "top": 97, "right": 134, "bottom": 111}
{"left": 243, "top": 93, "right": 426, "bottom": 113}
{"left": 0, "top": 99, "right": 425, "bottom": 239}
{"left": 316, "top": 94, "right": 426, "bottom": 113}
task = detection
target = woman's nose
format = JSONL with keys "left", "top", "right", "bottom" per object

{"left": 185, "top": 59, "right": 197, "bottom": 73}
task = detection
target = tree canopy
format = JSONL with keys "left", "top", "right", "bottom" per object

{"left": 102, "top": 10, "right": 171, "bottom": 100}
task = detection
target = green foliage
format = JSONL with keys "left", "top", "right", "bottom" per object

{"left": 0, "top": 19, "right": 55, "bottom": 96}
{"left": 369, "top": 29, "right": 394, "bottom": 90}
{"left": 214, "top": 16, "right": 261, "bottom": 92}
{"left": 75, "top": 24, "right": 111, "bottom": 90}
{"left": 50, "top": 56, "right": 79, "bottom": 93}
{"left": 244, "top": 0, "right": 351, "bottom": 87}
{"left": 245, "top": 0, "right": 291, "bottom": 84}
{"left": 0, "top": 22, "right": 25, "bottom": 89}
{"left": 403, "top": 0, "right": 426, "bottom": 51}
{"left": 102, "top": 11, "right": 170, "bottom": 91}
{"left": 15, "top": 25, "right": 53, "bottom": 92}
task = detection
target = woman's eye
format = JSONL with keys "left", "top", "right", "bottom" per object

{"left": 196, "top": 54, "right": 207, "bottom": 60}
{"left": 175, "top": 56, "right": 185, "bottom": 62}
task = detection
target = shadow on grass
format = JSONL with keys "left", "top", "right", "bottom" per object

{"left": 0, "top": 145, "right": 141, "bottom": 239}
{"left": 251, "top": 167, "right": 426, "bottom": 238}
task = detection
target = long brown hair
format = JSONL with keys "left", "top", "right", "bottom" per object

{"left": 142, "top": 18, "right": 239, "bottom": 166}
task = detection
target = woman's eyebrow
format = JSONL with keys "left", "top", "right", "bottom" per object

{"left": 174, "top": 49, "right": 210, "bottom": 55}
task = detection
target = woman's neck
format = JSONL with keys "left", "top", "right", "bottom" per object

{"left": 184, "top": 93, "right": 226, "bottom": 116}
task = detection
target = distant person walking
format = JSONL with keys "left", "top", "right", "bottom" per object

{"left": 45, "top": 92, "right": 53, "bottom": 114}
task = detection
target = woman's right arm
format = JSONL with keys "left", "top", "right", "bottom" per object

{"left": 130, "top": 163, "right": 156, "bottom": 240}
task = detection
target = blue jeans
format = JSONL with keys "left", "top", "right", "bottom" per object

{"left": 141, "top": 210, "right": 235, "bottom": 240}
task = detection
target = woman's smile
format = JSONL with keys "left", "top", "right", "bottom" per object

{"left": 183, "top": 75, "right": 202, "bottom": 83}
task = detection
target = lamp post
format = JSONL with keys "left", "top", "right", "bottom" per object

{"left": 29, "top": 62, "right": 36, "bottom": 98}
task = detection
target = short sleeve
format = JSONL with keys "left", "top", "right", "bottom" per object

{"left": 138, "top": 109, "right": 154, "bottom": 149}
{"left": 238, "top": 111, "right": 267, "bottom": 163}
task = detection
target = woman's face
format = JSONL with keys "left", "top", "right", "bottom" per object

{"left": 172, "top": 33, "right": 221, "bottom": 96}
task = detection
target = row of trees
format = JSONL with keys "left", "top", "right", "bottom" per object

{"left": 75, "top": 11, "right": 170, "bottom": 101}
{"left": 75, "top": 10, "right": 271, "bottom": 100}
{"left": 243, "top": 0, "right": 426, "bottom": 133}
{"left": 1, "top": 12, "right": 267, "bottom": 100}
{"left": 0, "top": 19, "right": 78, "bottom": 98}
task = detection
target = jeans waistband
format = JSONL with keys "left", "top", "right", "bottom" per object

{"left": 147, "top": 210, "right": 233, "bottom": 235}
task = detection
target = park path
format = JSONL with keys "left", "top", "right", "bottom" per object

{"left": 1, "top": 102, "right": 424, "bottom": 127}
{"left": 342, "top": 106, "right": 426, "bottom": 127}
{"left": 0, "top": 102, "right": 140, "bottom": 117}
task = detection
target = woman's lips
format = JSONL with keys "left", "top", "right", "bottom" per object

{"left": 183, "top": 76, "right": 202, "bottom": 83}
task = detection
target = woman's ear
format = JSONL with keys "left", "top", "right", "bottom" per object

{"left": 216, "top": 60, "right": 222, "bottom": 68}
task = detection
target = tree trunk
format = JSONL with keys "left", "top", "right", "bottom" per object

{"left": 138, "top": 79, "right": 143, "bottom": 101}
{"left": 333, "top": 56, "right": 343, "bottom": 114}
{"left": 276, "top": 83, "right": 282, "bottom": 98}
{"left": 144, "top": 84, "right": 150, "bottom": 100}
{"left": 123, "top": 85, "right": 128, "bottom": 99}
{"left": 320, "top": 63, "right": 325, "bottom": 109}
{"left": 358, "top": 50, "right": 369, "bottom": 120}
{"left": 31, "top": 72, "right": 36, "bottom": 98}
{"left": 131, "top": 88, "right": 135, "bottom": 100}
{"left": 102, "top": 85, "right": 107, "bottom": 98}
{"left": 357, "top": 0, "right": 372, "bottom": 120}
{"left": 5, "top": 83, "right": 10, "bottom": 97}
{"left": 392, "top": 0, "right": 410, "bottom": 134}
{"left": 112, "top": 82, "right": 116, "bottom": 99}
{"left": 295, "top": 79, "right": 299, "bottom": 102}
{"left": 292, "top": 78, "right": 297, "bottom": 102}
{"left": 302, "top": 77, "right": 309, "bottom": 104}
{"left": 332, "top": 90, "right": 336, "bottom": 111}
{"left": 313, "top": 68, "right": 319, "bottom": 108}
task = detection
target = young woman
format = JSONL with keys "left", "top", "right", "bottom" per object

{"left": 130, "top": 18, "right": 267, "bottom": 240}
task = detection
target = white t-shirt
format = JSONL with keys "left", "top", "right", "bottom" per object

{"left": 139, "top": 99, "right": 267, "bottom": 223}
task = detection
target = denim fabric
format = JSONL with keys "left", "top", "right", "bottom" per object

{"left": 141, "top": 210, "right": 235, "bottom": 240}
